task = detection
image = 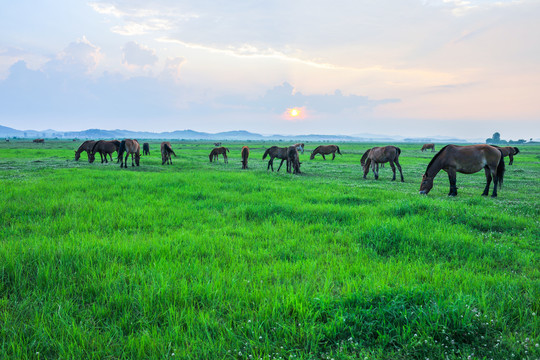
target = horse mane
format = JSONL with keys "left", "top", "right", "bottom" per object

{"left": 425, "top": 145, "right": 450, "bottom": 174}
{"left": 118, "top": 140, "right": 126, "bottom": 159}
{"left": 91, "top": 140, "right": 103, "bottom": 154}
{"left": 360, "top": 148, "right": 372, "bottom": 167}
{"left": 262, "top": 147, "right": 272, "bottom": 159}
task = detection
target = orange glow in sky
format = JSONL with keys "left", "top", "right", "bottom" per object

{"left": 283, "top": 107, "right": 306, "bottom": 121}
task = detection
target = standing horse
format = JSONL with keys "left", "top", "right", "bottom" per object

{"left": 90, "top": 140, "right": 120, "bottom": 163}
{"left": 419, "top": 144, "right": 505, "bottom": 197}
{"left": 241, "top": 146, "right": 249, "bottom": 169}
{"left": 74, "top": 140, "right": 96, "bottom": 161}
{"left": 421, "top": 143, "right": 435, "bottom": 152}
{"left": 209, "top": 147, "right": 229, "bottom": 163}
{"left": 118, "top": 139, "right": 140, "bottom": 168}
{"left": 494, "top": 146, "right": 519, "bottom": 165}
{"left": 143, "top": 143, "right": 150, "bottom": 156}
{"left": 361, "top": 146, "right": 404, "bottom": 182}
{"left": 262, "top": 146, "right": 289, "bottom": 172}
{"left": 33, "top": 139, "right": 44, "bottom": 143}
{"left": 287, "top": 146, "right": 301, "bottom": 174}
{"left": 293, "top": 143, "right": 305, "bottom": 154}
{"left": 310, "top": 145, "right": 342, "bottom": 160}
{"left": 161, "top": 142, "right": 176, "bottom": 165}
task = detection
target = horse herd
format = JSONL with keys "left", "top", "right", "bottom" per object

{"left": 73, "top": 139, "right": 520, "bottom": 198}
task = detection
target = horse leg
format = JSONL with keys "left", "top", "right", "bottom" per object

{"left": 224, "top": 154, "right": 228, "bottom": 164}
{"left": 277, "top": 159, "right": 285, "bottom": 172}
{"left": 332, "top": 152, "right": 335, "bottom": 160}
{"left": 124, "top": 153, "right": 129, "bottom": 168}
{"left": 395, "top": 159, "right": 404, "bottom": 182}
{"left": 372, "top": 162, "right": 379, "bottom": 180}
{"left": 508, "top": 154, "right": 513, "bottom": 165}
{"left": 131, "top": 153, "right": 135, "bottom": 167}
{"left": 447, "top": 169, "right": 457, "bottom": 196}
{"left": 490, "top": 166, "right": 499, "bottom": 198}
{"left": 104, "top": 153, "right": 108, "bottom": 163}
{"left": 99, "top": 152, "right": 104, "bottom": 163}
{"left": 482, "top": 166, "right": 492, "bottom": 196}
{"left": 389, "top": 161, "right": 396, "bottom": 181}
{"left": 267, "top": 158, "right": 272, "bottom": 171}
{"left": 322, "top": 154, "right": 326, "bottom": 160}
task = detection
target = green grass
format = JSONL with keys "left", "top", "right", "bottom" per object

{"left": 0, "top": 140, "right": 539, "bottom": 359}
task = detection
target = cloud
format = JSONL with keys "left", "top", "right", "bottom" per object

{"left": 217, "top": 82, "right": 399, "bottom": 114}
{"left": 44, "top": 37, "right": 103, "bottom": 75}
{"left": 160, "top": 57, "right": 187, "bottom": 82}
{"left": 122, "top": 41, "right": 158, "bottom": 68}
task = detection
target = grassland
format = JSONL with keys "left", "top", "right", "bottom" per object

{"left": 0, "top": 140, "right": 539, "bottom": 360}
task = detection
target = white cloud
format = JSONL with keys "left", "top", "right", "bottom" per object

{"left": 121, "top": 41, "right": 158, "bottom": 68}
{"left": 161, "top": 56, "right": 187, "bottom": 82}
{"left": 44, "top": 37, "right": 103, "bottom": 75}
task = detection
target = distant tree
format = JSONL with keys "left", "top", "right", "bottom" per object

{"left": 493, "top": 132, "right": 501, "bottom": 142}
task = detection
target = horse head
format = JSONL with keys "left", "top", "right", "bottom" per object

{"left": 74, "top": 151, "right": 80, "bottom": 161}
{"left": 88, "top": 152, "right": 95, "bottom": 163}
{"left": 419, "top": 174, "right": 434, "bottom": 195}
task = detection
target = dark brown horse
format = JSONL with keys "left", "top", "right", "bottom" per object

{"left": 90, "top": 140, "right": 120, "bottom": 163}
{"left": 310, "top": 145, "right": 342, "bottom": 160}
{"left": 419, "top": 144, "right": 505, "bottom": 197}
{"left": 143, "top": 143, "right": 150, "bottom": 156}
{"left": 118, "top": 139, "right": 140, "bottom": 168}
{"left": 33, "top": 139, "right": 44, "bottom": 143}
{"left": 494, "top": 146, "right": 519, "bottom": 165}
{"left": 209, "top": 147, "right": 229, "bottom": 163}
{"left": 361, "top": 146, "right": 404, "bottom": 182}
{"left": 161, "top": 142, "right": 176, "bottom": 165}
{"left": 262, "top": 146, "right": 289, "bottom": 171}
{"left": 241, "top": 146, "right": 249, "bottom": 169}
{"left": 74, "top": 140, "right": 96, "bottom": 161}
{"left": 421, "top": 143, "right": 435, "bottom": 152}
{"left": 293, "top": 143, "right": 305, "bottom": 154}
{"left": 287, "top": 146, "right": 301, "bottom": 174}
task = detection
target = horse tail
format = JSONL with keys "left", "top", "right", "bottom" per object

{"left": 496, "top": 149, "right": 505, "bottom": 188}
{"left": 262, "top": 148, "right": 270, "bottom": 160}
{"left": 337, "top": 146, "right": 342, "bottom": 155}
{"left": 360, "top": 149, "right": 371, "bottom": 167}
{"left": 513, "top": 147, "right": 520, "bottom": 155}
{"left": 226, "top": 147, "right": 230, "bottom": 153}
{"left": 91, "top": 140, "right": 102, "bottom": 154}
{"left": 395, "top": 147, "right": 401, "bottom": 155}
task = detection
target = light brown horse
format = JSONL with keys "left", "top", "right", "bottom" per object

{"left": 419, "top": 144, "right": 505, "bottom": 197}
{"left": 209, "top": 147, "right": 229, "bottom": 163}
{"left": 310, "top": 145, "right": 342, "bottom": 160}
{"left": 361, "top": 146, "right": 404, "bottom": 182}
{"left": 287, "top": 146, "right": 301, "bottom": 174}
{"left": 421, "top": 143, "right": 435, "bottom": 152}
{"left": 293, "top": 143, "right": 305, "bottom": 154}
{"left": 161, "top": 142, "right": 176, "bottom": 165}
{"left": 90, "top": 140, "right": 120, "bottom": 163}
{"left": 74, "top": 140, "right": 96, "bottom": 161}
{"left": 118, "top": 139, "right": 140, "bottom": 168}
{"left": 494, "top": 146, "right": 519, "bottom": 165}
{"left": 241, "top": 146, "right": 249, "bottom": 169}
{"left": 262, "top": 146, "right": 289, "bottom": 171}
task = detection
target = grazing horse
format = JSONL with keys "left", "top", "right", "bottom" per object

{"left": 241, "top": 146, "right": 249, "bottom": 169}
{"left": 310, "top": 145, "right": 342, "bottom": 160}
{"left": 33, "top": 139, "right": 44, "bottom": 143}
{"left": 494, "top": 146, "right": 519, "bottom": 165}
{"left": 262, "top": 146, "right": 289, "bottom": 172}
{"left": 287, "top": 146, "right": 301, "bottom": 174}
{"left": 74, "top": 140, "right": 96, "bottom": 161}
{"left": 421, "top": 143, "right": 435, "bottom": 152}
{"left": 419, "top": 144, "right": 505, "bottom": 197}
{"left": 161, "top": 142, "right": 176, "bottom": 165}
{"left": 361, "top": 146, "right": 404, "bottom": 182}
{"left": 143, "top": 143, "right": 150, "bottom": 156}
{"left": 214, "top": 142, "right": 222, "bottom": 147}
{"left": 209, "top": 147, "right": 229, "bottom": 163}
{"left": 293, "top": 143, "right": 305, "bottom": 154}
{"left": 90, "top": 140, "right": 120, "bottom": 163}
{"left": 118, "top": 139, "right": 140, "bottom": 168}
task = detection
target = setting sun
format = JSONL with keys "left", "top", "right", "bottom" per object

{"left": 283, "top": 107, "right": 306, "bottom": 121}
{"left": 290, "top": 108, "right": 299, "bottom": 117}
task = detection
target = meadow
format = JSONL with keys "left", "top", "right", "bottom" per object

{"left": 0, "top": 140, "right": 538, "bottom": 360}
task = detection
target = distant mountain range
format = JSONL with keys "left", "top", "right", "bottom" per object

{"left": 0, "top": 124, "right": 471, "bottom": 143}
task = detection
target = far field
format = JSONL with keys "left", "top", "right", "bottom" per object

{"left": 0, "top": 140, "right": 539, "bottom": 360}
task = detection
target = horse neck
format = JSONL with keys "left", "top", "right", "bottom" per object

{"left": 425, "top": 155, "right": 443, "bottom": 178}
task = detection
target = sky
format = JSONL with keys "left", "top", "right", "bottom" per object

{"left": 1, "top": 0, "right": 539, "bottom": 140}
